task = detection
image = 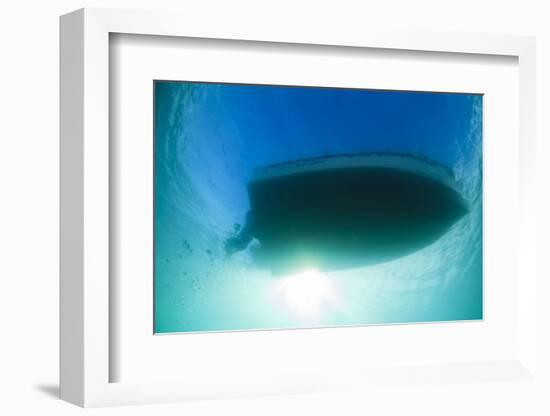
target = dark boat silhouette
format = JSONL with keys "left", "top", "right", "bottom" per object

{"left": 225, "top": 153, "right": 468, "bottom": 275}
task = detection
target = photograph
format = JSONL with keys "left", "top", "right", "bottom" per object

{"left": 154, "top": 81, "right": 483, "bottom": 333}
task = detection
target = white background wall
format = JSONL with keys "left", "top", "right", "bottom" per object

{"left": 0, "top": 1, "right": 548, "bottom": 415}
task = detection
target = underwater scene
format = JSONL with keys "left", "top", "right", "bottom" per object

{"left": 154, "top": 81, "right": 483, "bottom": 333}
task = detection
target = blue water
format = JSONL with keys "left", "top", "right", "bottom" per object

{"left": 154, "top": 81, "right": 483, "bottom": 333}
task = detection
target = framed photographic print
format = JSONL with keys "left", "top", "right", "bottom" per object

{"left": 60, "top": 8, "right": 538, "bottom": 408}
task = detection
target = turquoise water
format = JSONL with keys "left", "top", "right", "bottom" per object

{"left": 154, "top": 82, "right": 483, "bottom": 333}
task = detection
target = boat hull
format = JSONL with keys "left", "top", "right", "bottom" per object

{"left": 226, "top": 154, "right": 468, "bottom": 275}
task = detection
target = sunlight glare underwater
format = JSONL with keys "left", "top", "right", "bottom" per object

{"left": 269, "top": 269, "right": 340, "bottom": 320}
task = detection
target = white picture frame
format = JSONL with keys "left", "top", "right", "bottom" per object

{"left": 60, "top": 7, "right": 538, "bottom": 408}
